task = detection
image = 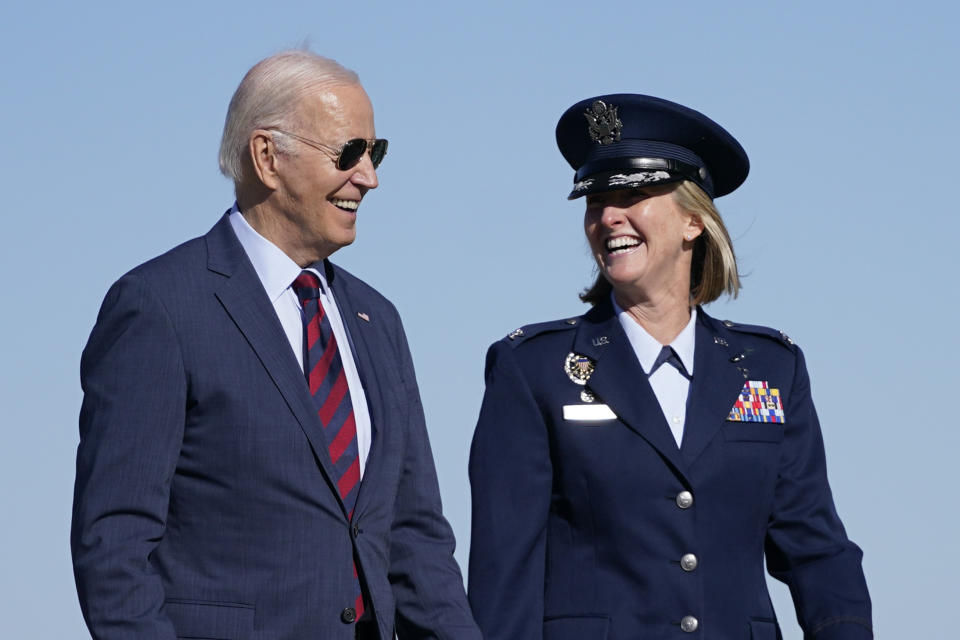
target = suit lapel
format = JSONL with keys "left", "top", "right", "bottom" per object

{"left": 205, "top": 215, "right": 343, "bottom": 508}
{"left": 680, "top": 311, "right": 749, "bottom": 466}
{"left": 573, "top": 302, "right": 690, "bottom": 480}
{"left": 325, "top": 263, "right": 390, "bottom": 518}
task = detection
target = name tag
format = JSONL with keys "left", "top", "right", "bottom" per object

{"left": 563, "top": 404, "right": 617, "bottom": 421}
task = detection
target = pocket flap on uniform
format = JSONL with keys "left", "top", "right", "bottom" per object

{"left": 723, "top": 422, "right": 785, "bottom": 443}
{"left": 749, "top": 617, "right": 780, "bottom": 640}
{"left": 163, "top": 599, "right": 255, "bottom": 639}
{"left": 543, "top": 614, "right": 609, "bottom": 640}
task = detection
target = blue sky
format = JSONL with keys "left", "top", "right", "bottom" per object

{"left": 2, "top": 1, "right": 957, "bottom": 637}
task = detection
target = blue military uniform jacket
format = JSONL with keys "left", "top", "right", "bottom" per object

{"left": 468, "top": 301, "right": 871, "bottom": 640}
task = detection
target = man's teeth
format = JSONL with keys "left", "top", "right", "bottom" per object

{"left": 606, "top": 236, "right": 640, "bottom": 254}
{"left": 331, "top": 199, "right": 359, "bottom": 211}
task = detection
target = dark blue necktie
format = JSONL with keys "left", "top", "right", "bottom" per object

{"left": 650, "top": 345, "right": 691, "bottom": 380}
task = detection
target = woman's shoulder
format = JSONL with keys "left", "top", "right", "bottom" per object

{"left": 703, "top": 310, "right": 800, "bottom": 354}
{"left": 495, "top": 314, "right": 586, "bottom": 350}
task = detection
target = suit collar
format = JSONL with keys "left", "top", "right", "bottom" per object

{"left": 227, "top": 206, "right": 302, "bottom": 303}
{"left": 205, "top": 213, "right": 354, "bottom": 518}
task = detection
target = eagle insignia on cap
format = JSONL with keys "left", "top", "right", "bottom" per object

{"left": 584, "top": 100, "right": 622, "bottom": 145}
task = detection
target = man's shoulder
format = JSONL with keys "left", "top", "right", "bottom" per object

{"left": 121, "top": 214, "right": 232, "bottom": 290}
{"left": 126, "top": 235, "right": 207, "bottom": 280}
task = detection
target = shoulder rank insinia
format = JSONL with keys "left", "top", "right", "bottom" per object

{"left": 503, "top": 316, "right": 581, "bottom": 347}
{"left": 722, "top": 319, "right": 799, "bottom": 350}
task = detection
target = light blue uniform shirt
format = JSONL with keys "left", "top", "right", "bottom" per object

{"left": 614, "top": 298, "right": 696, "bottom": 448}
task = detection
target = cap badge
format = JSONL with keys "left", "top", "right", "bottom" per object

{"left": 564, "top": 352, "right": 595, "bottom": 385}
{"left": 584, "top": 100, "right": 622, "bottom": 145}
{"left": 573, "top": 178, "right": 595, "bottom": 193}
{"left": 608, "top": 171, "right": 672, "bottom": 188}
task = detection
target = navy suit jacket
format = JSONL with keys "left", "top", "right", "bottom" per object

{"left": 468, "top": 302, "right": 871, "bottom": 640}
{"left": 72, "top": 214, "right": 480, "bottom": 640}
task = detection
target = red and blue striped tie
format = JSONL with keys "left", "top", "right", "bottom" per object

{"left": 293, "top": 271, "right": 365, "bottom": 619}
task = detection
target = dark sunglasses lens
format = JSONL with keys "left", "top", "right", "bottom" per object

{"left": 337, "top": 139, "right": 367, "bottom": 170}
{"left": 370, "top": 139, "right": 388, "bottom": 168}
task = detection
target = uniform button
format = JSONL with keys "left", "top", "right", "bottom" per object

{"left": 680, "top": 615, "right": 699, "bottom": 632}
{"left": 676, "top": 491, "right": 694, "bottom": 509}
{"left": 340, "top": 607, "right": 357, "bottom": 624}
{"left": 680, "top": 553, "right": 698, "bottom": 571}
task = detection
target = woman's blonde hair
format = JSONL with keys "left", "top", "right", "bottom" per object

{"left": 579, "top": 180, "right": 740, "bottom": 306}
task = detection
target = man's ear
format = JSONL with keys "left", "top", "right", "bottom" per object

{"left": 248, "top": 130, "right": 282, "bottom": 190}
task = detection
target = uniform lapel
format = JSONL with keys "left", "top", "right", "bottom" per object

{"left": 324, "top": 262, "right": 389, "bottom": 518}
{"left": 204, "top": 215, "right": 343, "bottom": 508}
{"left": 680, "top": 310, "right": 748, "bottom": 466}
{"left": 573, "top": 302, "right": 690, "bottom": 480}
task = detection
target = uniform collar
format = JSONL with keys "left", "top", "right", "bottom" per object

{"left": 613, "top": 294, "right": 697, "bottom": 376}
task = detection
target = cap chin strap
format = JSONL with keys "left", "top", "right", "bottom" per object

{"left": 575, "top": 156, "right": 707, "bottom": 185}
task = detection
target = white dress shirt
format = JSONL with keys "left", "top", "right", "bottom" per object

{"left": 615, "top": 298, "right": 697, "bottom": 448}
{"left": 229, "top": 205, "right": 371, "bottom": 476}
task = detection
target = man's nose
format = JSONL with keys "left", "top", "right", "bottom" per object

{"left": 351, "top": 153, "right": 379, "bottom": 189}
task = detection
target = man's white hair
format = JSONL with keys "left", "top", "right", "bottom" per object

{"left": 218, "top": 50, "right": 360, "bottom": 189}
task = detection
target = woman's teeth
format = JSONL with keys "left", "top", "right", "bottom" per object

{"left": 606, "top": 236, "right": 640, "bottom": 255}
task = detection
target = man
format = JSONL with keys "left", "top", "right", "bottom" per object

{"left": 72, "top": 50, "right": 480, "bottom": 640}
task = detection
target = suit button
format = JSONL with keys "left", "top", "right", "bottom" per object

{"left": 680, "top": 553, "right": 698, "bottom": 571}
{"left": 676, "top": 491, "right": 694, "bottom": 509}
{"left": 680, "top": 615, "right": 699, "bottom": 632}
{"left": 341, "top": 607, "right": 357, "bottom": 624}
{"left": 352, "top": 522, "right": 360, "bottom": 537}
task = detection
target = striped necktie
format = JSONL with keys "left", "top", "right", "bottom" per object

{"left": 292, "top": 271, "right": 365, "bottom": 619}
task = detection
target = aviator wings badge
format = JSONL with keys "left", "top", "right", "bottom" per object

{"left": 584, "top": 100, "right": 622, "bottom": 145}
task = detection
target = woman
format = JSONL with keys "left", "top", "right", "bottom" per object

{"left": 467, "top": 94, "right": 872, "bottom": 640}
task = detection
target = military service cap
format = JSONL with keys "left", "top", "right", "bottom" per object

{"left": 555, "top": 93, "right": 749, "bottom": 200}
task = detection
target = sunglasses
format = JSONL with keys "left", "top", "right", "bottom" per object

{"left": 269, "top": 128, "right": 388, "bottom": 170}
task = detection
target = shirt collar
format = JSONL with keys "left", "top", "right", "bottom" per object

{"left": 613, "top": 295, "right": 697, "bottom": 375}
{"left": 228, "top": 203, "right": 328, "bottom": 299}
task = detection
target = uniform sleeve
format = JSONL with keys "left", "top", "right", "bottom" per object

{"left": 71, "top": 274, "right": 184, "bottom": 639}
{"left": 468, "top": 341, "right": 552, "bottom": 640}
{"left": 765, "top": 347, "right": 872, "bottom": 639}
{"left": 386, "top": 314, "right": 482, "bottom": 640}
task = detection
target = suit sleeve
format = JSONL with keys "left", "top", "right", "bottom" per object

{"left": 468, "top": 341, "right": 552, "bottom": 640}
{"left": 386, "top": 314, "right": 482, "bottom": 640}
{"left": 71, "top": 274, "right": 184, "bottom": 639}
{"left": 765, "top": 347, "right": 872, "bottom": 639}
